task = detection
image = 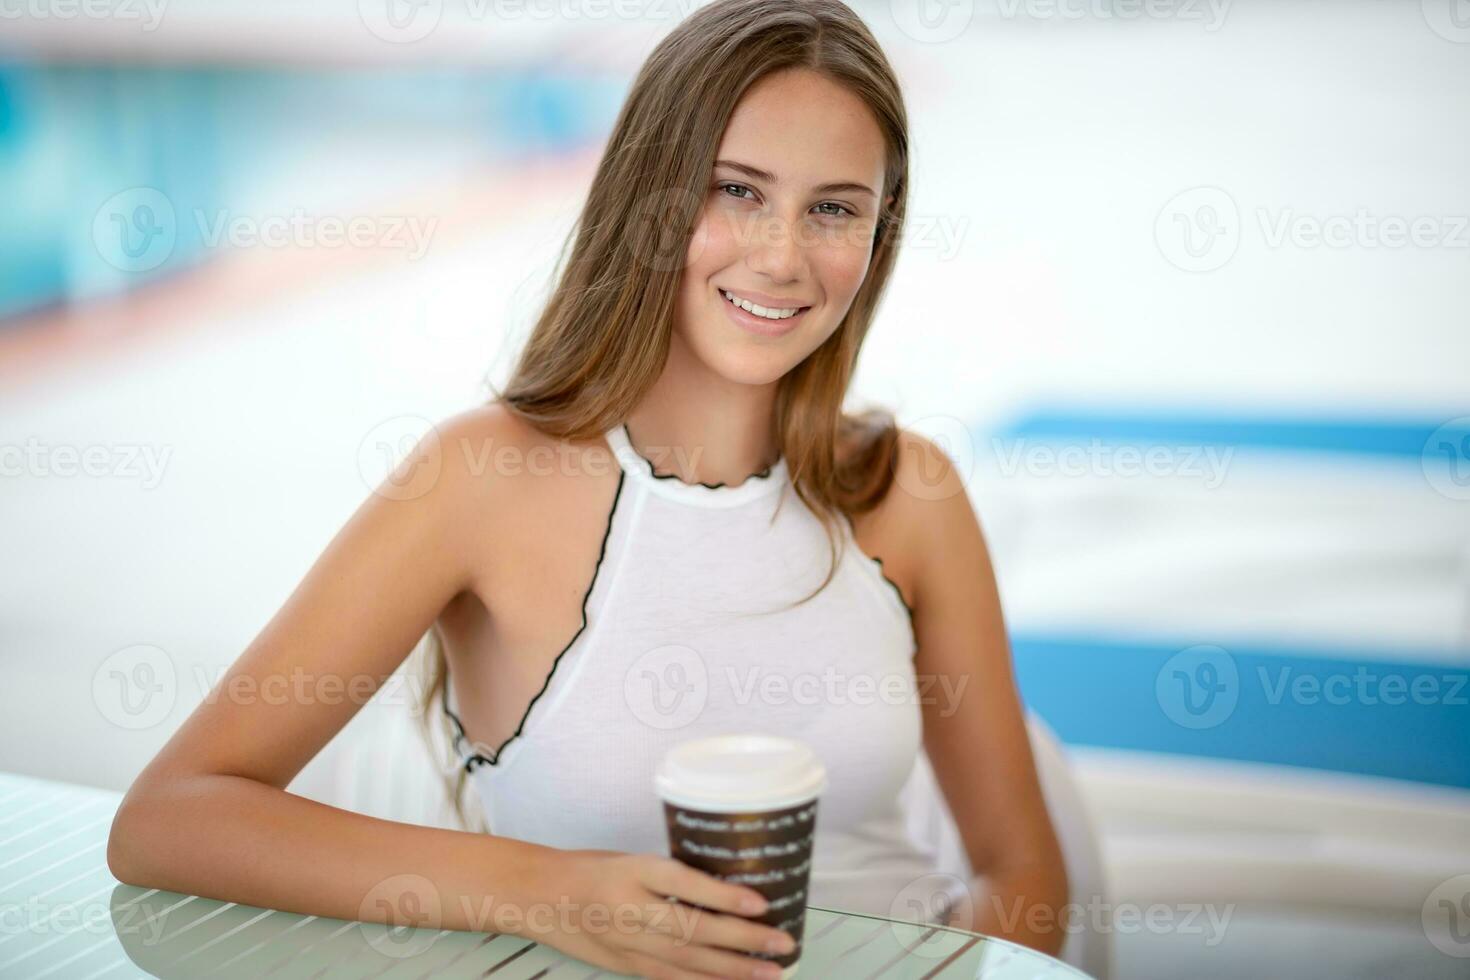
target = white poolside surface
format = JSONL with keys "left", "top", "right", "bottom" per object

{"left": 3, "top": 3, "right": 1469, "bottom": 978}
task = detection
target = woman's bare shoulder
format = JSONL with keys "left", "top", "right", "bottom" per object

{"left": 431, "top": 404, "right": 619, "bottom": 556}
{"left": 882, "top": 428, "right": 973, "bottom": 537}
{"left": 433, "top": 403, "right": 616, "bottom": 494}
{"left": 429, "top": 404, "right": 620, "bottom": 616}
{"left": 850, "top": 428, "right": 976, "bottom": 600}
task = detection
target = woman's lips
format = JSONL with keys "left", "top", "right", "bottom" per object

{"left": 718, "top": 289, "right": 810, "bottom": 338}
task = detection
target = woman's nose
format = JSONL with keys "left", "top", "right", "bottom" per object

{"left": 742, "top": 211, "right": 809, "bottom": 283}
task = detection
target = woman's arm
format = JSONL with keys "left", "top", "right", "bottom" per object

{"left": 105, "top": 407, "right": 560, "bottom": 933}
{"left": 895, "top": 431, "right": 1069, "bottom": 957}
{"left": 109, "top": 407, "right": 802, "bottom": 979}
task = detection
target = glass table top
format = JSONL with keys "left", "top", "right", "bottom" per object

{"left": 0, "top": 771, "right": 1092, "bottom": 979}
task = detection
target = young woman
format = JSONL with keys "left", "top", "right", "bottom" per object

{"left": 107, "top": 1, "right": 1068, "bottom": 977}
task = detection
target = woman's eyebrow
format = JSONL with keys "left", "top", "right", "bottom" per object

{"left": 714, "top": 159, "right": 877, "bottom": 199}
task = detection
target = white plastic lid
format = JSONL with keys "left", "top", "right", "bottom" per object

{"left": 654, "top": 734, "right": 828, "bottom": 812}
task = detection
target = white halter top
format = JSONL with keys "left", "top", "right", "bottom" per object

{"left": 444, "top": 422, "right": 967, "bottom": 921}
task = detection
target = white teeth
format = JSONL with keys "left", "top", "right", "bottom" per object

{"left": 722, "top": 289, "right": 802, "bottom": 320}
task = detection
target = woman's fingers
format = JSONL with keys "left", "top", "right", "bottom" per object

{"left": 666, "top": 902, "right": 796, "bottom": 958}
{"left": 636, "top": 862, "right": 794, "bottom": 956}
{"left": 641, "top": 856, "right": 768, "bottom": 916}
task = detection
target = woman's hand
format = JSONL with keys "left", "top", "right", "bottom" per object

{"left": 528, "top": 848, "right": 797, "bottom": 980}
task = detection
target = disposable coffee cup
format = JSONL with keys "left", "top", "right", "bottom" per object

{"left": 654, "top": 734, "right": 827, "bottom": 979}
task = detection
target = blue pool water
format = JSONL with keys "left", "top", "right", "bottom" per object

{"left": 0, "top": 60, "right": 620, "bottom": 320}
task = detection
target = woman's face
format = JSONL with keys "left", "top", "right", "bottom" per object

{"left": 674, "top": 67, "right": 893, "bottom": 387}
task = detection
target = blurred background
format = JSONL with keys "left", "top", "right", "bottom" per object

{"left": 1, "top": 1, "right": 1467, "bottom": 978}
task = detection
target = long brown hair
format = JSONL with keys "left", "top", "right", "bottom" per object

{"left": 413, "top": 0, "right": 911, "bottom": 830}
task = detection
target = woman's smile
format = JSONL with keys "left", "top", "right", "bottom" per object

{"left": 717, "top": 285, "right": 812, "bottom": 337}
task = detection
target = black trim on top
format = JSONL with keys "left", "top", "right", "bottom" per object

{"left": 444, "top": 469, "right": 627, "bottom": 774}
{"left": 868, "top": 554, "right": 916, "bottom": 624}
{"left": 840, "top": 511, "right": 916, "bottom": 624}
{"left": 621, "top": 423, "right": 777, "bottom": 490}
{"left": 442, "top": 670, "right": 493, "bottom": 771}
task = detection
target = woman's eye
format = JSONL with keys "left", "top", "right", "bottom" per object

{"left": 814, "top": 202, "right": 854, "bottom": 218}
{"left": 716, "top": 183, "right": 852, "bottom": 218}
